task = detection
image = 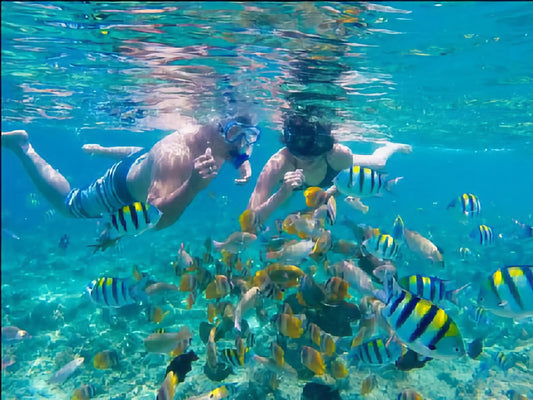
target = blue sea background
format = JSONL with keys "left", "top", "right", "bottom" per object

{"left": 1, "top": 2, "right": 532, "bottom": 399}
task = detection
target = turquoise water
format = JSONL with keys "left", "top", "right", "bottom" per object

{"left": 1, "top": 2, "right": 532, "bottom": 399}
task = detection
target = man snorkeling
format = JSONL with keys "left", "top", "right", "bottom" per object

{"left": 1, "top": 115, "right": 260, "bottom": 230}
{"left": 246, "top": 111, "right": 411, "bottom": 229}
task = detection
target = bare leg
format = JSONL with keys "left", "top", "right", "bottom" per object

{"left": 2, "top": 130, "right": 71, "bottom": 215}
{"left": 353, "top": 141, "right": 412, "bottom": 169}
{"left": 82, "top": 144, "right": 144, "bottom": 160}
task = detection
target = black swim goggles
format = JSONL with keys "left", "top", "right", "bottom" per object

{"left": 284, "top": 128, "right": 334, "bottom": 157}
{"left": 219, "top": 120, "right": 260, "bottom": 145}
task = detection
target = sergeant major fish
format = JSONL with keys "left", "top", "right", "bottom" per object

{"left": 361, "top": 234, "right": 401, "bottom": 261}
{"left": 333, "top": 165, "right": 402, "bottom": 198}
{"left": 376, "top": 272, "right": 465, "bottom": 359}
{"left": 86, "top": 275, "right": 148, "bottom": 308}
{"left": 88, "top": 202, "right": 161, "bottom": 252}
{"left": 446, "top": 193, "right": 481, "bottom": 217}
{"left": 398, "top": 275, "right": 466, "bottom": 305}
{"left": 348, "top": 336, "right": 404, "bottom": 366}
{"left": 469, "top": 224, "right": 497, "bottom": 246}
{"left": 477, "top": 265, "right": 533, "bottom": 319}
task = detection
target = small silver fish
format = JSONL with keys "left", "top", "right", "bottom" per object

{"left": 48, "top": 357, "right": 84, "bottom": 385}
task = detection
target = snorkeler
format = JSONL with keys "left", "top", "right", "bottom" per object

{"left": 246, "top": 111, "right": 411, "bottom": 229}
{"left": 1, "top": 115, "right": 260, "bottom": 230}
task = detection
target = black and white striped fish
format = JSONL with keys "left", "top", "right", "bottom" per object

{"left": 376, "top": 272, "right": 465, "bottom": 359}
{"left": 86, "top": 275, "right": 148, "bottom": 308}
{"left": 333, "top": 165, "right": 402, "bottom": 198}
{"left": 447, "top": 193, "right": 481, "bottom": 217}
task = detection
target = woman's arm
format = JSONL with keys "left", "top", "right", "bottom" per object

{"left": 248, "top": 149, "right": 302, "bottom": 227}
{"left": 82, "top": 144, "right": 144, "bottom": 160}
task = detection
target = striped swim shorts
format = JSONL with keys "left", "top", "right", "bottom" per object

{"left": 65, "top": 149, "right": 147, "bottom": 218}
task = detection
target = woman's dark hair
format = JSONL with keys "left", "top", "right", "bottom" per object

{"left": 282, "top": 113, "right": 334, "bottom": 157}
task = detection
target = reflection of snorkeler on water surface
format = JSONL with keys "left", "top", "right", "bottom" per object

{"left": 1, "top": 114, "right": 260, "bottom": 231}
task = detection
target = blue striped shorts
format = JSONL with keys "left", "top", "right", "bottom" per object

{"left": 65, "top": 150, "right": 147, "bottom": 218}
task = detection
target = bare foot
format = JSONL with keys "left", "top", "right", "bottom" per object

{"left": 387, "top": 142, "right": 412, "bottom": 154}
{"left": 82, "top": 143, "right": 104, "bottom": 155}
{"left": 1, "top": 130, "right": 29, "bottom": 152}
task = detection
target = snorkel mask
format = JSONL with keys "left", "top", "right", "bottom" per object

{"left": 219, "top": 118, "right": 260, "bottom": 168}
{"left": 283, "top": 117, "right": 334, "bottom": 158}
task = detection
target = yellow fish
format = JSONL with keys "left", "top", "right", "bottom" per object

{"left": 330, "top": 359, "right": 349, "bottom": 379}
{"left": 150, "top": 306, "right": 170, "bottom": 324}
{"left": 278, "top": 313, "right": 304, "bottom": 339}
{"left": 304, "top": 186, "right": 327, "bottom": 208}
{"left": 361, "top": 374, "right": 378, "bottom": 395}
{"left": 271, "top": 342, "right": 285, "bottom": 368}
{"left": 239, "top": 209, "right": 257, "bottom": 234}
{"left": 70, "top": 384, "right": 96, "bottom": 400}
{"left": 179, "top": 274, "right": 197, "bottom": 292}
{"left": 93, "top": 350, "right": 119, "bottom": 370}
{"left": 205, "top": 275, "right": 232, "bottom": 299}
{"left": 301, "top": 346, "right": 325, "bottom": 375}
{"left": 320, "top": 332, "right": 336, "bottom": 357}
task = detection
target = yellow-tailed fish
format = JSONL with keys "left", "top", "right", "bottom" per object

{"left": 304, "top": 186, "right": 327, "bottom": 208}
{"left": 179, "top": 273, "right": 197, "bottom": 292}
{"left": 397, "top": 389, "right": 424, "bottom": 400}
{"left": 93, "top": 350, "right": 119, "bottom": 370}
{"left": 320, "top": 332, "right": 336, "bottom": 357}
{"left": 301, "top": 346, "right": 325, "bottom": 375}
{"left": 150, "top": 306, "right": 170, "bottom": 324}
{"left": 265, "top": 263, "right": 305, "bottom": 287}
{"left": 70, "top": 384, "right": 96, "bottom": 400}
{"left": 361, "top": 374, "right": 378, "bottom": 395}
{"left": 278, "top": 313, "right": 304, "bottom": 339}
{"left": 239, "top": 209, "right": 257, "bottom": 234}
{"left": 308, "top": 323, "right": 322, "bottom": 347}
{"left": 271, "top": 342, "right": 285, "bottom": 368}
{"left": 323, "top": 276, "right": 351, "bottom": 302}
{"left": 330, "top": 358, "right": 349, "bottom": 379}
{"left": 205, "top": 275, "right": 232, "bottom": 299}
